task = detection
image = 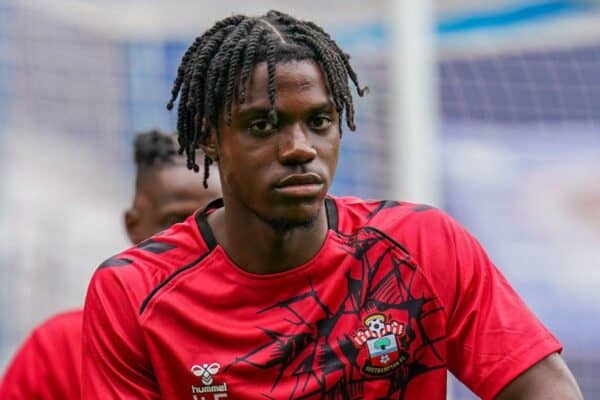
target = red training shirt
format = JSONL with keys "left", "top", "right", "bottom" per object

{"left": 0, "top": 309, "right": 82, "bottom": 400}
{"left": 82, "top": 196, "right": 561, "bottom": 399}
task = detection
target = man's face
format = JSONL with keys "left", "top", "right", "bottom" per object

{"left": 210, "top": 59, "right": 341, "bottom": 230}
{"left": 126, "top": 164, "right": 222, "bottom": 244}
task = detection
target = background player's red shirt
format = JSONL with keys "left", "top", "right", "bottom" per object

{"left": 0, "top": 309, "right": 82, "bottom": 400}
{"left": 82, "top": 196, "right": 561, "bottom": 400}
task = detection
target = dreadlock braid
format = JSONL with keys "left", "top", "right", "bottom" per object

{"left": 181, "top": 27, "right": 233, "bottom": 170}
{"left": 167, "top": 10, "right": 367, "bottom": 183}
{"left": 167, "top": 15, "right": 247, "bottom": 111}
{"left": 238, "top": 25, "right": 269, "bottom": 103}
{"left": 284, "top": 28, "right": 357, "bottom": 130}
{"left": 203, "top": 154, "right": 213, "bottom": 188}
{"left": 214, "top": 20, "right": 254, "bottom": 96}
{"left": 265, "top": 32, "right": 280, "bottom": 125}
{"left": 294, "top": 22, "right": 368, "bottom": 96}
{"left": 224, "top": 37, "right": 248, "bottom": 125}
{"left": 167, "top": 36, "right": 203, "bottom": 112}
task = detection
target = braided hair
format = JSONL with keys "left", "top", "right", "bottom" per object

{"left": 167, "top": 9, "right": 367, "bottom": 187}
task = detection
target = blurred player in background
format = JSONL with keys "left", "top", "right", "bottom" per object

{"left": 0, "top": 129, "right": 221, "bottom": 399}
{"left": 82, "top": 10, "right": 582, "bottom": 400}
{"left": 124, "top": 130, "right": 222, "bottom": 244}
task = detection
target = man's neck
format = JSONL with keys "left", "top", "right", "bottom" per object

{"left": 207, "top": 202, "right": 329, "bottom": 275}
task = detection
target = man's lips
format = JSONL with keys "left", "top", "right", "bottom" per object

{"left": 274, "top": 173, "right": 324, "bottom": 197}
{"left": 276, "top": 172, "right": 323, "bottom": 188}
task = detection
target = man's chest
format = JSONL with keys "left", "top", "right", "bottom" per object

{"left": 140, "top": 230, "right": 449, "bottom": 399}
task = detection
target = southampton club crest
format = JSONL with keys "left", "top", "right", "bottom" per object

{"left": 351, "top": 313, "right": 408, "bottom": 375}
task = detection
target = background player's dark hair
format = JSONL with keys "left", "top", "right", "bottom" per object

{"left": 134, "top": 129, "right": 181, "bottom": 171}
{"left": 167, "top": 9, "right": 367, "bottom": 187}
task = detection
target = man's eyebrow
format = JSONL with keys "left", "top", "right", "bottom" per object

{"left": 237, "top": 106, "right": 271, "bottom": 118}
{"left": 237, "top": 100, "right": 336, "bottom": 120}
{"left": 309, "top": 101, "right": 336, "bottom": 112}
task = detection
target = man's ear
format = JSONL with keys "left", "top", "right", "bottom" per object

{"left": 200, "top": 128, "right": 219, "bottom": 162}
{"left": 124, "top": 209, "right": 141, "bottom": 244}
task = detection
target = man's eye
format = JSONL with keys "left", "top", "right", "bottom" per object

{"left": 249, "top": 120, "right": 276, "bottom": 137}
{"left": 309, "top": 116, "right": 332, "bottom": 131}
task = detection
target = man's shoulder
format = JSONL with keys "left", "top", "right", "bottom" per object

{"left": 90, "top": 215, "right": 211, "bottom": 304}
{"left": 331, "top": 195, "right": 449, "bottom": 234}
{"left": 331, "top": 195, "right": 462, "bottom": 264}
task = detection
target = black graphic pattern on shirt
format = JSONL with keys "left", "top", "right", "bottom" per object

{"left": 225, "top": 227, "right": 446, "bottom": 399}
{"left": 366, "top": 200, "right": 401, "bottom": 221}
{"left": 136, "top": 239, "right": 176, "bottom": 254}
{"left": 97, "top": 257, "right": 133, "bottom": 269}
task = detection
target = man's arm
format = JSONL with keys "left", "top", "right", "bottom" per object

{"left": 496, "top": 353, "right": 582, "bottom": 400}
{"left": 82, "top": 267, "right": 161, "bottom": 399}
{"left": 413, "top": 210, "right": 579, "bottom": 398}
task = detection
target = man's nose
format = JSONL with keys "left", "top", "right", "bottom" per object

{"left": 278, "top": 124, "right": 317, "bottom": 165}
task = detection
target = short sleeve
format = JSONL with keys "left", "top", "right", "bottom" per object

{"left": 81, "top": 267, "right": 161, "bottom": 399}
{"left": 438, "top": 214, "right": 562, "bottom": 399}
